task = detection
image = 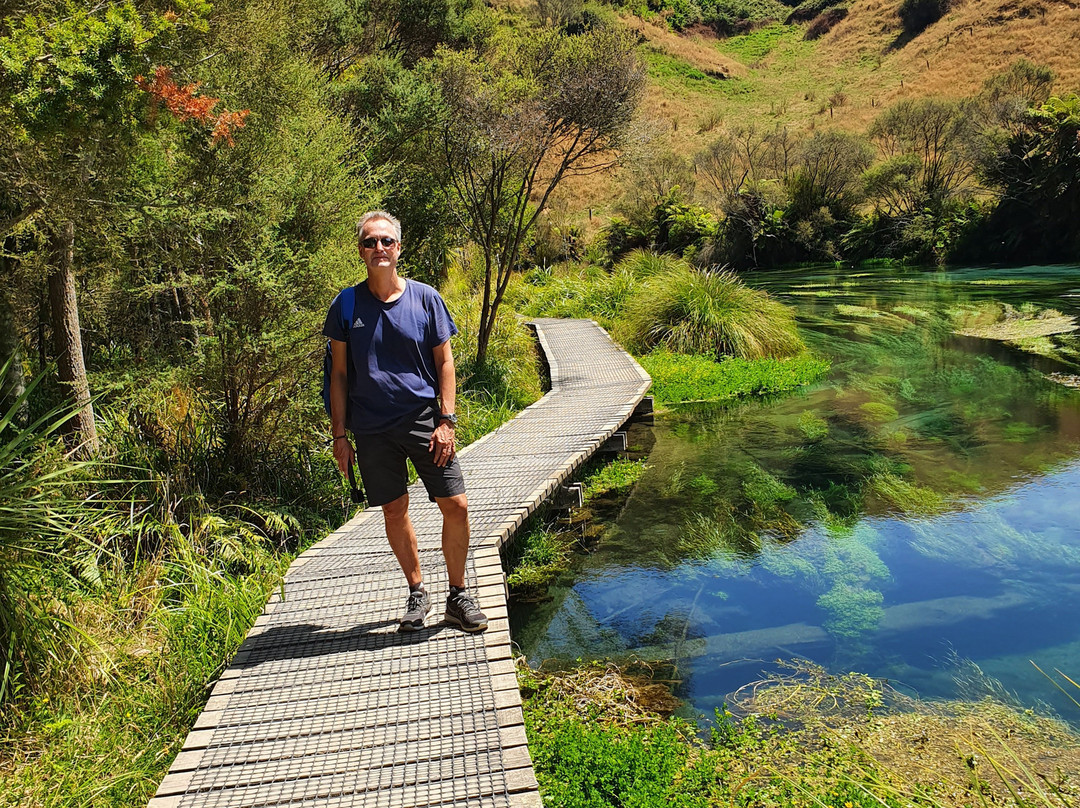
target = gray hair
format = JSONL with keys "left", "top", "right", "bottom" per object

{"left": 356, "top": 210, "right": 402, "bottom": 245}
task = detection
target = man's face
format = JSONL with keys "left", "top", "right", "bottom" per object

{"left": 359, "top": 218, "right": 401, "bottom": 272}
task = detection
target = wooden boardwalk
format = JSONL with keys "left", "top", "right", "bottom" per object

{"left": 149, "top": 319, "right": 652, "bottom": 808}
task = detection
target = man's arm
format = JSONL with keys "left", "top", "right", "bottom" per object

{"left": 433, "top": 339, "right": 456, "bottom": 417}
{"left": 430, "top": 339, "right": 456, "bottom": 467}
{"left": 330, "top": 338, "right": 353, "bottom": 474}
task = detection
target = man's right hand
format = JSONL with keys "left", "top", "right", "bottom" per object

{"left": 333, "top": 435, "right": 355, "bottom": 475}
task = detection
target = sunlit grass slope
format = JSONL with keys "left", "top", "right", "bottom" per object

{"left": 557, "top": 0, "right": 1080, "bottom": 225}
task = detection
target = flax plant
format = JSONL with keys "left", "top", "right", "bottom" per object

{"left": 0, "top": 362, "right": 100, "bottom": 704}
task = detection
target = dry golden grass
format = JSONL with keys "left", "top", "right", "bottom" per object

{"left": 812, "top": 0, "right": 1080, "bottom": 129}
{"left": 624, "top": 14, "right": 745, "bottom": 79}
{"left": 542, "top": 0, "right": 1080, "bottom": 225}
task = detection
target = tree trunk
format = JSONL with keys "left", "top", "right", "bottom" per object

{"left": 0, "top": 238, "right": 26, "bottom": 421}
{"left": 47, "top": 221, "right": 98, "bottom": 456}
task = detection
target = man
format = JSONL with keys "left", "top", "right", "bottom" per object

{"left": 325, "top": 210, "right": 487, "bottom": 633}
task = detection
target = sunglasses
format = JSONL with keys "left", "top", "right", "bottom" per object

{"left": 361, "top": 236, "right": 398, "bottom": 249}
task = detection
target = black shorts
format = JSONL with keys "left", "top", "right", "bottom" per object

{"left": 353, "top": 403, "right": 466, "bottom": 507}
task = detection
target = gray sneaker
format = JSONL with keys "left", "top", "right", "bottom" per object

{"left": 444, "top": 590, "right": 488, "bottom": 632}
{"left": 399, "top": 587, "right": 430, "bottom": 632}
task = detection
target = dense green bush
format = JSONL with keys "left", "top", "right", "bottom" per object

{"left": 785, "top": 0, "right": 845, "bottom": 23}
{"left": 842, "top": 201, "right": 990, "bottom": 265}
{"left": 803, "top": 5, "right": 847, "bottom": 39}
{"left": 897, "top": 0, "right": 950, "bottom": 35}
{"left": 976, "top": 94, "right": 1080, "bottom": 263}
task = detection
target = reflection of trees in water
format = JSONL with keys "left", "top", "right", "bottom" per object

{"left": 517, "top": 270, "right": 1080, "bottom": 706}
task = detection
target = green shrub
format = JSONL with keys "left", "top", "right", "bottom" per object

{"left": 618, "top": 261, "right": 805, "bottom": 360}
{"left": 785, "top": 0, "right": 845, "bottom": 23}
{"left": 516, "top": 263, "right": 640, "bottom": 328}
{"left": 803, "top": 5, "right": 847, "bottom": 39}
{"left": 897, "top": 0, "right": 950, "bottom": 35}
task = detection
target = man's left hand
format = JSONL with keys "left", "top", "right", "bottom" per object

{"left": 429, "top": 421, "right": 456, "bottom": 467}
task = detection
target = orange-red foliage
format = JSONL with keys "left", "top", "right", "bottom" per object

{"left": 135, "top": 66, "right": 249, "bottom": 145}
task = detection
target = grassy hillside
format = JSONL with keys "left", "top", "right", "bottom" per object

{"left": 557, "top": 0, "right": 1080, "bottom": 231}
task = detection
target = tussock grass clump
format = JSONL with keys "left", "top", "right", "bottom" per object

{"left": 618, "top": 259, "right": 805, "bottom": 360}
{"left": 616, "top": 248, "right": 677, "bottom": 280}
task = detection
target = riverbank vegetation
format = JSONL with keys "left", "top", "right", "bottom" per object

{"left": 521, "top": 658, "right": 1080, "bottom": 808}
{"left": 514, "top": 249, "right": 831, "bottom": 403}
{"left": 505, "top": 456, "right": 650, "bottom": 597}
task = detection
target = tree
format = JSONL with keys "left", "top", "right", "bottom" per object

{"left": 867, "top": 98, "right": 978, "bottom": 215}
{"left": 693, "top": 123, "right": 781, "bottom": 202}
{"left": 0, "top": 253, "right": 24, "bottom": 419}
{"left": 982, "top": 58, "right": 1054, "bottom": 129}
{"left": 434, "top": 24, "right": 643, "bottom": 364}
{"left": 787, "top": 129, "right": 873, "bottom": 219}
{"left": 980, "top": 94, "right": 1080, "bottom": 262}
{"left": 695, "top": 131, "right": 746, "bottom": 200}
{"left": 0, "top": 2, "right": 187, "bottom": 454}
{"left": 125, "top": 0, "right": 373, "bottom": 470}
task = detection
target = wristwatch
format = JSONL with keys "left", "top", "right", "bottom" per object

{"left": 439, "top": 413, "right": 458, "bottom": 426}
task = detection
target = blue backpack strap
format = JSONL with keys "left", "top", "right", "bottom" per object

{"left": 323, "top": 285, "right": 360, "bottom": 423}
{"left": 340, "top": 285, "right": 356, "bottom": 333}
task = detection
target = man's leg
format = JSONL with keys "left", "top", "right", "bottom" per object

{"left": 382, "top": 492, "right": 422, "bottom": 587}
{"left": 436, "top": 493, "right": 487, "bottom": 632}
{"left": 435, "top": 493, "right": 470, "bottom": 588}
{"left": 382, "top": 492, "right": 432, "bottom": 632}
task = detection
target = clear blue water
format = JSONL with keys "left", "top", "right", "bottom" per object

{"left": 511, "top": 265, "right": 1080, "bottom": 722}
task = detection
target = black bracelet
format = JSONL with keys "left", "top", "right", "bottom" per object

{"left": 333, "top": 435, "right": 348, "bottom": 441}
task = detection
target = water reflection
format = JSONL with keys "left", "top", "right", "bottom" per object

{"left": 511, "top": 265, "right": 1080, "bottom": 721}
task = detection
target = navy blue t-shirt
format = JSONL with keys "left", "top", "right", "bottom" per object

{"left": 323, "top": 279, "right": 458, "bottom": 434}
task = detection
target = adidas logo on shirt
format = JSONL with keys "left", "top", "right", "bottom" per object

{"left": 353, "top": 317, "right": 365, "bottom": 328}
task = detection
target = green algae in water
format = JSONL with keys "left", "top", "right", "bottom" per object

{"left": 1002, "top": 422, "right": 1046, "bottom": 442}
{"left": 798, "top": 411, "right": 829, "bottom": 441}
{"left": 859, "top": 402, "right": 899, "bottom": 422}
{"left": 908, "top": 510, "right": 1080, "bottom": 571}
{"left": 817, "top": 584, "right": 885, "bottom": 639}
{"left": 866, "top": 471, "right": 947, "bottom": 515}
{"left": 836, "top": 304, "right": 882, "bottom": 318}
{"left": 892, "top": 305, "right": 933, "bottom": 319}
{"left": 759, "top": 547, "right": 819, "bottom": 581}
{"left": 742, "top": 465, "right": 797, "bottom": 508}
{"left": 683, "top": 511, "right": 758, "bottom": 562}
{"left": 689, "top": 474, "right": 719, "bottom": 498}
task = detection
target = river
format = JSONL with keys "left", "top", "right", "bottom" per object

{"left": 511, "top": 264, "right": 1080, "bottom": 723}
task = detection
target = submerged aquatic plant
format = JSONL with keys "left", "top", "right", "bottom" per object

{"left": 866, "top": 471, "right": 947, "bottom": 515}
{"left": 798, "top": 410, "right": 829, "bottom": 441}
